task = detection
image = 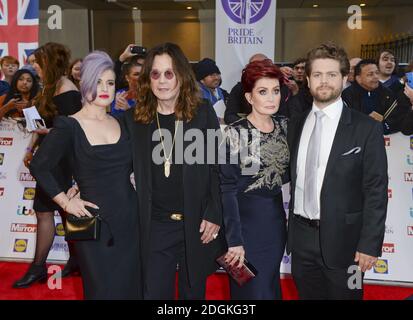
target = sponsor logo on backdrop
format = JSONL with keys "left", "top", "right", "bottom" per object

{"left": 55, "top": 223, "right": 65, "bottom": 237}
{"left": 411, "top": 136, "right": 413, "bottom": 150}
{"left": 387, "top": 189, "right": 392, "bottom": 199}
{"left": 19, "top": 172, "right": 35, "bottom": 182}
{"left": 13, "top": 239, "right": 28, "bottom": 253}
{"left": 282, "top": 255, "right": 291, "bottom": 265}
{"left": 0, "top": 153, "right": 4, "bottom": 165}
{"left": 51, "top": 243, "right": 69, "bottom": 253}
{"left": 0, "top": 172, "right": 7, "bottom": 180}
{"left": 410, "top": 208, "right": 413, "bottom": 219}
{"left": 408, "top": 155, "right": 413, "bottom": 165}
{"left": 10, "top": 223, "right": 37, "bottom": 233}
{"left": 404, "top": 173, "right": 413, "bottom": 182}
{"left": 382, "top": 243, "right": 395, "bottom": 254}
{"left": 384, "top": 137, "right": 390, "bottom": 147}
{"left": 385, "top": 225, "right": 394, "bottom": 234}
{"left": 0, "top": 122, "right": 14, "bottom": 132}
{"left": 373, "top": 259, "right": 388, "bottom": 274}
{"left": 408, "top": 226, "right": 413, "bottom": 236}
{"left": 23, "top": 187, "right": 35, "bottom": 200}
{"left": 221, "top": 0, "right": 272, "bottom": 25}
{"left": 0, "top": 137, "right": 13, "bottom": 146}
{"left": 0, "top": 187, "right": 4, "bottom": 197}
{"left": 17, "top": 205, "right": 35, "bottom": 216}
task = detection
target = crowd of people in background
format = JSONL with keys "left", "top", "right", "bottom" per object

{"left": 0, "top": 40, "right": 412, "bottom": 300}
{"left": 2, "top": 44, "right": 412, "bottom": 131}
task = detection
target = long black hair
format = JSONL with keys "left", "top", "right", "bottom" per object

{"left": 4, "top": 69, "right": 39, "bottom": 104}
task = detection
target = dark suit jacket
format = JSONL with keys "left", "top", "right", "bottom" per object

{"left": 402, "top": 111, "right": 413, "bottom": 135}
{"left": 287, "top": 105, "right": 388, "bottom": 269}
{"left": 121, "top": 101, "right": 226, "bottom": 288}
{"left": 342, "top": 82, "right": 410, "bottom": 134}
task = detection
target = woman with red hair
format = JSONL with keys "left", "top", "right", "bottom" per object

{"left": 220, "top": 59, "right": 289, "bottom": 299}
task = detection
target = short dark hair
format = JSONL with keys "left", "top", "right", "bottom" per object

{"left": 376, "top": 49, "right": 398, "bottom": 75}
{"left": 293, "top": 58, "right": 307, "bottom": 67}
{"left": 354, "top": 59, "right": 377, "bottom": 77}
{"left": 377, "top": 48, "right": 395, "bottom": 62}
{"left": 305, "top": 42, "right": 350, "bottom": 77}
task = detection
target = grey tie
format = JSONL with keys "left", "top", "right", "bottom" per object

{"left": 303, "top": 111, "right": 325, "bottom": 219}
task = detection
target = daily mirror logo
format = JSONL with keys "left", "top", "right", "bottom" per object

{"left": 0, "top": 137, "right": 13, "bottom": 146}
{"left": 20, "top": 172, "right": 35, "bottom": 182}
{"left": 10, "top": 223, "right": 37, "bottom": 233}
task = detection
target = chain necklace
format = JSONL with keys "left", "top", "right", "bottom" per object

{"left": 156, "top": 111, "right": 180, "bottom": 178}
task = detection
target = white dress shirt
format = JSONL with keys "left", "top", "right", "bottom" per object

{"left": 294, "top": 98, "right": 343, "bottom": 220}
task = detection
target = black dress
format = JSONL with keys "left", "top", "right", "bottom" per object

{"left": 30, "top": 116, "right": 141, "bottom": 300}
{"left": 33, "top": 91, "right": 82, "bottom": 212}
{"left": 220, "top": 116, "right": 289, "bottom": 300}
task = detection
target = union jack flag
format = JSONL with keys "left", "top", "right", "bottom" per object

{"left": 0, "top": 0, "right": 38, "bottom": 66}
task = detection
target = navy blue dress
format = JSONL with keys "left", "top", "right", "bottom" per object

{"left": 30, "top": 116, "right": 141, "bottom": 299}
{"left": 33, "top": 91, "right": 82, "bottom": 212}
{"left": 220, "top": 116, "right": 289, "bottom": 300}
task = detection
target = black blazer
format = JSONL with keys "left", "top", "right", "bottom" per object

{"left": 342, "top": 82, "right": 410, "bottom": 134}
{"left": 287, "top": 104, "right": 388, "bottom": 269}
{"left": 121, "top": 101, "right": 226, "bottom": 288}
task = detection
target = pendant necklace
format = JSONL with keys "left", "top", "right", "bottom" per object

{"left": 156, "top": 111, "right": 180, "bottom": 178}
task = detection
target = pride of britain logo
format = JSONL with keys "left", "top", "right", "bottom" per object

{"left": 222, "top": 0, "right": 271, "bottom": 25}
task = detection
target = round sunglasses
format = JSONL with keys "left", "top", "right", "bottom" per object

{"left": 150, "top": 69, "right": 175, "bottom": 80}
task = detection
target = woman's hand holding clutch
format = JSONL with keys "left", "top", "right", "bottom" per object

{"left": 63, "top": 196, "right": 99, "bottom": 218}
{"left": 225, "top": 246, "right": 245, "bottom": 269}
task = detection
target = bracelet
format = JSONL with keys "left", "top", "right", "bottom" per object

{"left": 26, "top": 147, "right": 33, "bottom": 153}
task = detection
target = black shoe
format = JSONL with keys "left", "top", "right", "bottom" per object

{"left": 61, "top": 260, "right": 80, "bottom": 278}
{"left": 13, "top": 263, "right": 47, "bottom": 289}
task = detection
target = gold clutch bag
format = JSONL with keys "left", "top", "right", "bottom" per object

{"left": 64, "top": 214, "right": 101, "bottom": 241}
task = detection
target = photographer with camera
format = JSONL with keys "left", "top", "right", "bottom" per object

{"left": 115, "top": 44, "right": 146, "bottom": 90}
{"left": 110, "top": 44, "right": 146, "bottom": 115}
{"left": 0, "top": 68, "right": 39, "bottom": 120}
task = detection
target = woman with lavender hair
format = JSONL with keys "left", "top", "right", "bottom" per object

{"left": 29, "top": 51, "right": 141, "bottom": 299}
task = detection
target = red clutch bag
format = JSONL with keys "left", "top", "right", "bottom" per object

{"left": 216, "top": 253, "right": 258, "bottom": 287}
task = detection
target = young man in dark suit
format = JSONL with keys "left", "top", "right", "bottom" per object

{"left": 287, "top": 43, "right": 388, "bottom": 300}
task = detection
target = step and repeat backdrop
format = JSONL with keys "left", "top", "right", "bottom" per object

{"left": 0, "top": 119, "right": 68, "bottom": 262}
{"left": 1, "top": 119, "right": 412, "bottom": 283}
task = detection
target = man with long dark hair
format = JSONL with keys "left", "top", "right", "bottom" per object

{"left": 121, "top": 42, "right": 226, "bottom": 299}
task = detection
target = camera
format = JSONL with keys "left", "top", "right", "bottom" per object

{"left": 130, "top": 46, "right": 147, "bottom": 55}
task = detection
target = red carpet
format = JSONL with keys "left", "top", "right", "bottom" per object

{"left": 1, "top": 262, "right": 412, "bottom": 300}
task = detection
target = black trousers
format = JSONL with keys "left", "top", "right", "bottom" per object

{"left": 144, "top": 219, "right": 206, "bottom": 300}
{"left": 290, "top": 214, "right": 363, "bottom": 300}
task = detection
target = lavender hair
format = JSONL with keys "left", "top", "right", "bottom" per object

{"left": 80, "top": 51, "right": 114, "bottom": 104}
